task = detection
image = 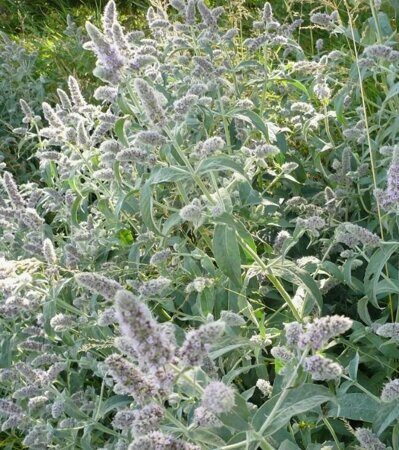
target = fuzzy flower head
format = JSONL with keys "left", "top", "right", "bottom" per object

{"left": 354, "top": 428, "right": 387, "bottom": 450}
{"left": 303, "top": 355, "right": 343, "bottom": 380}
{"left": 298, "top": 315, "right": 353, "bottom": 350}
{"left": 375, "top": 322, "right": 399, "bottom": 341}
{"left": 3, "top": 172, "right": 25, "bottom": 209}
{"left": 335, "top": 223, "right": 380, "bottom": 248}
{"left": 201, "top": 381, "right": 235, "bottom": 414}
{"left": 270, "top": 346, "right": 294, "bottom": 362}
{"left": 273, "top": 230, "right": 291, "bottom": 253}
{"left": 254, "top": 144, "right": 280, "bottom": 159}
{"left": 50, "top": 313, "right": 75, "bottom": 332}
{"left": 256, "top": 379, "right": 273, "bottom": 397}
{"left": 296, "top": 215, "right": 326, "bottom": 237}
{"left": 149, "top": 248, "right": 171, "bottom": 266}
{"left": 42, "top": 239, "right": 57, "bottom": 265}
{"left": 185, "top": 277, "right": 213, "bottom": 293}
{"left": 193, "top": 406, "right": 223, "bottom": 428}
{"left": 220, "top": 310, "right": 246, "bottom": 327}
{"left": 381, "top": 378, "right": 399, "bottom": 403}
{"left": 105, "top": 354, "right": 158, "bottom": 403}
{"left": 377, "top": 145, "right": 399, "bottom": 211}
{"left": 129, "top": 431, "right": 200, "bottom": 450}
{"left": 115, "top": 289, "right": 175, "bottom": 370}
{"left": 195, "top": 136, "right": 225, "bottom": 157}
{"left": 284, "top": 322, "right": 304, "bottom": 348}
{"left": 113, "top": 404, "right": 164, "bottom": 434}
{"left": 179, "top": 198, "right": 204, "bottom": 228}
{"left": 139, "top": 276, "right": 171, "bottom": 297}
{"left": 179, "top": 321, "right": 225, "bottom": 366}
{"left": 134, "top": 78, "right": 166, "bottom": 125}
{"left": 75, "top": 272, "right": 122, "bottom": 300}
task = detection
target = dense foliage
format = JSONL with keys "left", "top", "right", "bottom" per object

{"left": 1, "top": 0, "right": 399, "bottom": 449}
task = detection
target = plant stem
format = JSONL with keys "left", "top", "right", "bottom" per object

{"left": 322, "top": 417, "right": 342, "bottom": 450}
{"left": 237, "top": 238, "right": 301, "bottom": 322}
{"left": 258, "top": 348, "right": 309, "bottom": 437}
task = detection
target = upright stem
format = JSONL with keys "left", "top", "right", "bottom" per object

{"left": 258, "top": 348, "right": 309, "bottom": 437}
{"left": 238, "top": 238, "right": 301, "bottom": 322}
{"left": 322, "top": 417, "right": 342, "bottom": 450}
{"left": 343, "top": 0, "right": 395, "bottom": 319}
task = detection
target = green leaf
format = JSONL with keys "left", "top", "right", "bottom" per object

{"left": 70, "top": 195, "right": 83, "bottom": 227}
{"left": 219, "top": 393, "right": 252, "bottom": 431}
{"left": 343, "top": 258, "right": 364, "bottom": 293}
{"left": 189, "top": 429, "right": 227, "bottom": 447}
{"left": 357, "top": 296, "right": 372, "bottom": 325}
{"left": 348, "top": 352, "right": 360, "bottom": 380}
{"left": 139, "top": 182, "right": 162, "bottom": 235}
{"left": 231, "top": 109, "right": 270, "bottom": 140}
{"left": 213, "top": 223, "right": 242, "bottom": 287}
{"left": 98, "top": 395, "right": 131, "bottom": 419}
{"left": 114, "top": 118, "right": 129, "bottom": 146}
{"left": 374, "top": 401, "right": 399, "bottom": 434}
{"left": 364, "top": 243, "right": 399, "bottom": 308}
{"left": 81, "top": 425, "right": 94, "bottom": 450}
{"left": 162, "top": 212, "right": 182, "bottom": 235}
{"left": 0, "top": 337, "right": 11, "bottom": 367}
{"left": 210, "top": 340, "right": 249, "bottom": 359}
{"left": 274, "top": 78, "right": 309, "bottom": 97}
{"left": 43, "top": 298, "right": 57, "bottom": 339}
{"left": 117, "top": 229, "right": 133, "bottom": 246}
{"left": 149, "top": 166, "right": 190, "bottom": 184}
{"left": 253, "top": 384, "right": 334, "bottom": 435}
{"left": 328, "top": 393, "right": 379, "bottom": 422}
{"left": 279, "top": 440, "right": 301, "bottom": 450}
{"left": 275, "top": 262, "right": 323, "bottom": 314}
{"left": 196, "top": 156, "right": 248, "bottom": 178}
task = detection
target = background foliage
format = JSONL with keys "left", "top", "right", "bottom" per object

{"left": 1, "top": 0, "right": 399, "bottom": 449}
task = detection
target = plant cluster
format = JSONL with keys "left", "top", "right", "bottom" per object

{"left": 1, "top": 0, "right": 399, "bottom": 449}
